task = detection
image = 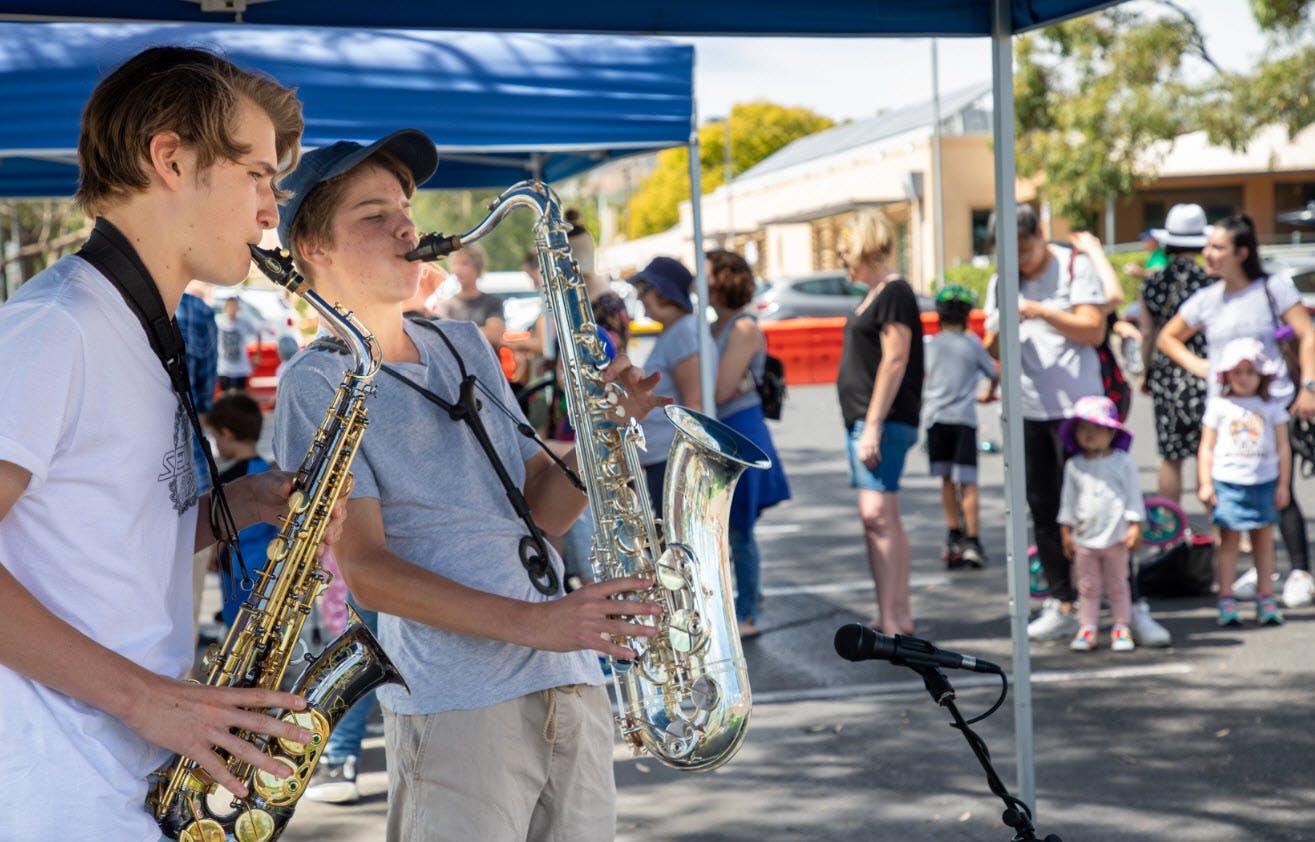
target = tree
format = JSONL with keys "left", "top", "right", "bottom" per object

{"left": 409, "top": 188, "right": 601, "bottom": 272}
{"left": 1014, "top": 0, "right": 1315, "bottom": 230}
{"left": 623, "top": 102, "right": 834, "bottom": 239}
{"left": 0, "top": 200, "right": 90, "bottom": 300}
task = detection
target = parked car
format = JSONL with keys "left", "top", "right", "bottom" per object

{"left": 211, "top": 287, "right": 299, "bottom": 340}
{"left": 1265, "top": 252, "right": 1315, "bottom": 313}
{"left": 751, "top": 270, "right": 934, "bottom": 321}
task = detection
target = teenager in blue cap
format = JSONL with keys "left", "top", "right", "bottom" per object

{"left": 272, "top": 128, "right": 669, "bottom": 839}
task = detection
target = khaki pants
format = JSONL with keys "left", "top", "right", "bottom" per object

{"left": 384, "top": 684, "right": 616, "bottom": 842}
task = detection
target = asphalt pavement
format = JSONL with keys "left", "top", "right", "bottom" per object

{"left": 270, "top": 378, "right": 1315, "bottom": 842}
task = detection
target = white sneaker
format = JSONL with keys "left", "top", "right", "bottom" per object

{"left": 1231, "top": 567, "right": 1258, "bottom": 600}
{"left": 304, "top": 755, "right": 359, "bottom": 804}
{"left": 1282, "top": 569, "right": 1315, "bottom": 608}
{"left": 1028, "top": 598, "right": 1079, "bottom": 641}
{"left": 1129, "top": 600, "right": 1172, "bottom": 647}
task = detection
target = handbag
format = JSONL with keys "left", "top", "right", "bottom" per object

{"left": 1136, "top": 534, "right": 1215, "bottom": 598}
{"left": 1262, "top": 279, "right": 1315, "bottom": 477}
{"left": 1069, "top": 250, "right": 1130, "bottom": 420}
{"left": 754, "top": 353, "right": 787, "bottom": 420}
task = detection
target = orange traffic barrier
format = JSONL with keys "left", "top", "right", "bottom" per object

{"left": 761, "top": 317, "right": 846, "bottom": 385}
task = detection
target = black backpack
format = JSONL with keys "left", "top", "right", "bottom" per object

{"left": 755, "top": 353, "right": 786, "bottom": 420}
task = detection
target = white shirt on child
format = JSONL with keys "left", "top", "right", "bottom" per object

{"left": 1202, "top": 394, "right": 1290, "bottom": 485}
{"left": 1058, "top": 450, "right": 1145, "bottom": 549}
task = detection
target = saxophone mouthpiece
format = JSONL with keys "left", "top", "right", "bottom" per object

{"left": 406, "top": 233, "right": 463, "bottom": 262}
{"left": 248, "top": 244, "right": 304, "bottom": 293}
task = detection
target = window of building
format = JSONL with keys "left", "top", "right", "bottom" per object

{"left": 971, "top": 209, "right": 993, "bottom": 256}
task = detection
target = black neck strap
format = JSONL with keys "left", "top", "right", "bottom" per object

{"left": 77, "top": 219, "right": 243, "bottom": 565}
{"left": 313, "top": 317, "right": 568, "bottom": 595}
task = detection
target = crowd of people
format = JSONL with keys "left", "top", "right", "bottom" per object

{"left": 1, "top": 42, "right": 1312, "bottom": 842}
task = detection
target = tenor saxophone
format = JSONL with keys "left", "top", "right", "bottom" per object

{"left": 146, "top": 246, "right": 407, "bottom": 842}
{"left": 407, "top": 182, "right": 770, "bottom": 771}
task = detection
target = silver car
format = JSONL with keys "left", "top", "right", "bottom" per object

{"left": 750, "top": 270, "right": 932, "bottom": 321}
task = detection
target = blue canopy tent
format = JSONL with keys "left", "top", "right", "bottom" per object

{"left": 0, "top": 0, "right": 1112, "bottom": 36}
{"left": 0, "top": 23, "right": 694, "bottom": 197}
{"left": 0, "top": 0, "right": 1120, "bottom": 816}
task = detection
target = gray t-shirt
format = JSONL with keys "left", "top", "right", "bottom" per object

{"left": 273, "top": 319, "right": 600, "bottom": 715}
{"left": 713, "top": 313, "right": 764, "bottom": 419}
{"left": 438, "top": 291, "right": 504, "bottom": 328}
{"left": 1177, "top": 274, "right": 1302, "bottom": 403}
{"left": 639, "top": 313, "right": 703, "bottom": 466}
{"left": 985, "top": 246, "right": 1106, "bottom": 421}
{"left": 923, "top": 330, "right": 997, "bottom": 428}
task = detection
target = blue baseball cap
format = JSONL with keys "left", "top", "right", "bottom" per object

{"left": 276, "top": 129, "right": 438, "bottom": 247}
{"left": 626, "top": 256, "right": 694, "bottom": 313}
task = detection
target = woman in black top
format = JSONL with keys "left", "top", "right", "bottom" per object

{"left": 835, "top": 210, "right": 925, "bottom": 635}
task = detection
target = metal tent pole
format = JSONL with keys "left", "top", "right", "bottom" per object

{"left": 687, "top": 102, "right": 716, "bottom": 416}
{"left": 991, "top": 0, "right": 1037, "bottom": 814}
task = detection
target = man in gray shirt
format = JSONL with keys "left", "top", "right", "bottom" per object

{"left": 983, "top": 205, "right": 1106, "bottom": 642}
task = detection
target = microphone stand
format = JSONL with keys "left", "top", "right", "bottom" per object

{"left": 906, "top": 662, "right": 1062, "bottom": 842}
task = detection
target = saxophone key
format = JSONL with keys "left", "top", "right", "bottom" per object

{"left": 234, "top": 808, "right": 276, "bottom": 842}
{"left": 179, "top": 818, "right": 225, "bottom": 842}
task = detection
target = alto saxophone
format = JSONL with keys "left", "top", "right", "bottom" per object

{"left": 407, "top": 182, "right": 770, "bottom": 771}
{"left": 147, "top": 246, "right": 408, "bottom": 842}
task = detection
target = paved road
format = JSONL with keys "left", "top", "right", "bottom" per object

{"left": 271, "top": 380, "right": 1315, "bottom": 842}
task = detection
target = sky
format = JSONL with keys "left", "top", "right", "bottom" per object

{"left": 670, "top": 0, "right": 1267, "bottom": 123}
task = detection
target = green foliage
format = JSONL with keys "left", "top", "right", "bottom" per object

{"left": 410, "top": 190, "right": 548, "bottom": 271}
{"left": 1, "top": 200, "right": 90, "bottom": 297}
{"left": 942, "top": 263, "right": 996, "bottom": 306}
{"left": 1015, "top": 1, "right": 1315, "bottom": 231}
{"left": 623, "top": 102, "right": 834, "bottom": 239}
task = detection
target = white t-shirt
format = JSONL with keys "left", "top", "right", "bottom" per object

{"left": 639, "top": 313, "right": 703, "bottom": 466}
{"left": 1202, "top": 394, "right": 1290, "bottom": 485}
{"left": 985, "top": 246, "right": 1106, "bottom": 421}
{"left": 0, "top": 256, "right": 198, "bottom": 841}
{"left": 1177, "top": 274, "right": 1302, "bottom": 403}
{"left": 1057, "top": 450, "right": 1145, "bottom": 549}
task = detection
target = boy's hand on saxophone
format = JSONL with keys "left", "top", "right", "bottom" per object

{"left": 526, "top": 577, "right": 662, "bottom": 660}
{"left": 126, "top": 674, "right": 313, "bottom": 799}
{"left": 232, "top": 469, "right": 353, "bottom": 553}
{"left": 602, "top": 353, "right": 672, "bottom": 422}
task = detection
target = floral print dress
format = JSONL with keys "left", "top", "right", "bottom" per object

{"left": 1141, "top": 256, "right": 1211, "bottom": 460}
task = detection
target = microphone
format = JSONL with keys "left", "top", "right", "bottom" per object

{"left": 833, "top": 624, "right": 1002, "bottom": 674}
{"left": 405, "top": 232, "right": 464, "bottom": 262}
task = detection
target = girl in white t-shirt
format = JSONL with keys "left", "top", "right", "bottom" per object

{"left": 1057, "top": 396, "right": 1145, "bottom": 652}
{"left": 1199, "top": 338, "right": 1291, "bottom": 627}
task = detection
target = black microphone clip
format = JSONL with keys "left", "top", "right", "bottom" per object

{"left": 833, "top": 624, "right": 1002, "bottom": 675}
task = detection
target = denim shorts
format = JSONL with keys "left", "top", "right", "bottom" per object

{"left": 1212, "top": 478, "right": 1279, "bottom": 532}
{"left": 846, "top": 420, "right": 919, "bottom": 492}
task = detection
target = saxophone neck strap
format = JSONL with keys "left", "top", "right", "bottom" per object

{"left": 75, "top": 219, "right": 243, "bottom": 563}
{"left": 317, "top": 316, "right": 564, "bottom": 595}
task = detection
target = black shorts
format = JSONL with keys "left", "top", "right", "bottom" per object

{"left": 927, "top": 422, "right": 978, "bottom": 483}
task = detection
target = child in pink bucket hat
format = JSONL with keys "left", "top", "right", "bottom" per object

{"left": 1200, "top": 337, "right": 1290, "bottom": 626}
{"left": 1057, "top": 395, "right": 1145, "bottom": 651}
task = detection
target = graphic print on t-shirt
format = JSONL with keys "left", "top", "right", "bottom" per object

{"left": 156, "top": 402, "right": 198, "bottom": 514}
{"left": 1226, "top": 410, "right": 1265, "bottom": 457}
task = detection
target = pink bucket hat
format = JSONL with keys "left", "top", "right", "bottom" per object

{"left": 1215, "top": 337, "right": 1279, "bottom": 385}
{"left": 1058, "top": 395, "right": 1133, "bottom": 455}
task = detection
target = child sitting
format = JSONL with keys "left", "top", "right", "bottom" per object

{"left": 1199, "top": 338, "right": 1291, "bottom": 627}
{"left": 923, "top": 285, "right": 997, "bottom": 568}
{"left": 1057, "top": 395, "right": 1145, "bottom": 651}
{"left": 204, "top": 391, "right": 280, "bottom": 627}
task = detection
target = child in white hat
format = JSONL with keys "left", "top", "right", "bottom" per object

{"left": 1057, "top": 395, "right": 1145, "bottom": 651}
{"left": 1199, "top": 337, "right": 1292, "bottom": 626}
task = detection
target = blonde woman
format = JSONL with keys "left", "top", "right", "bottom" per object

{"left": 835, "top": 211, "right": 924, "bottom": 635}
